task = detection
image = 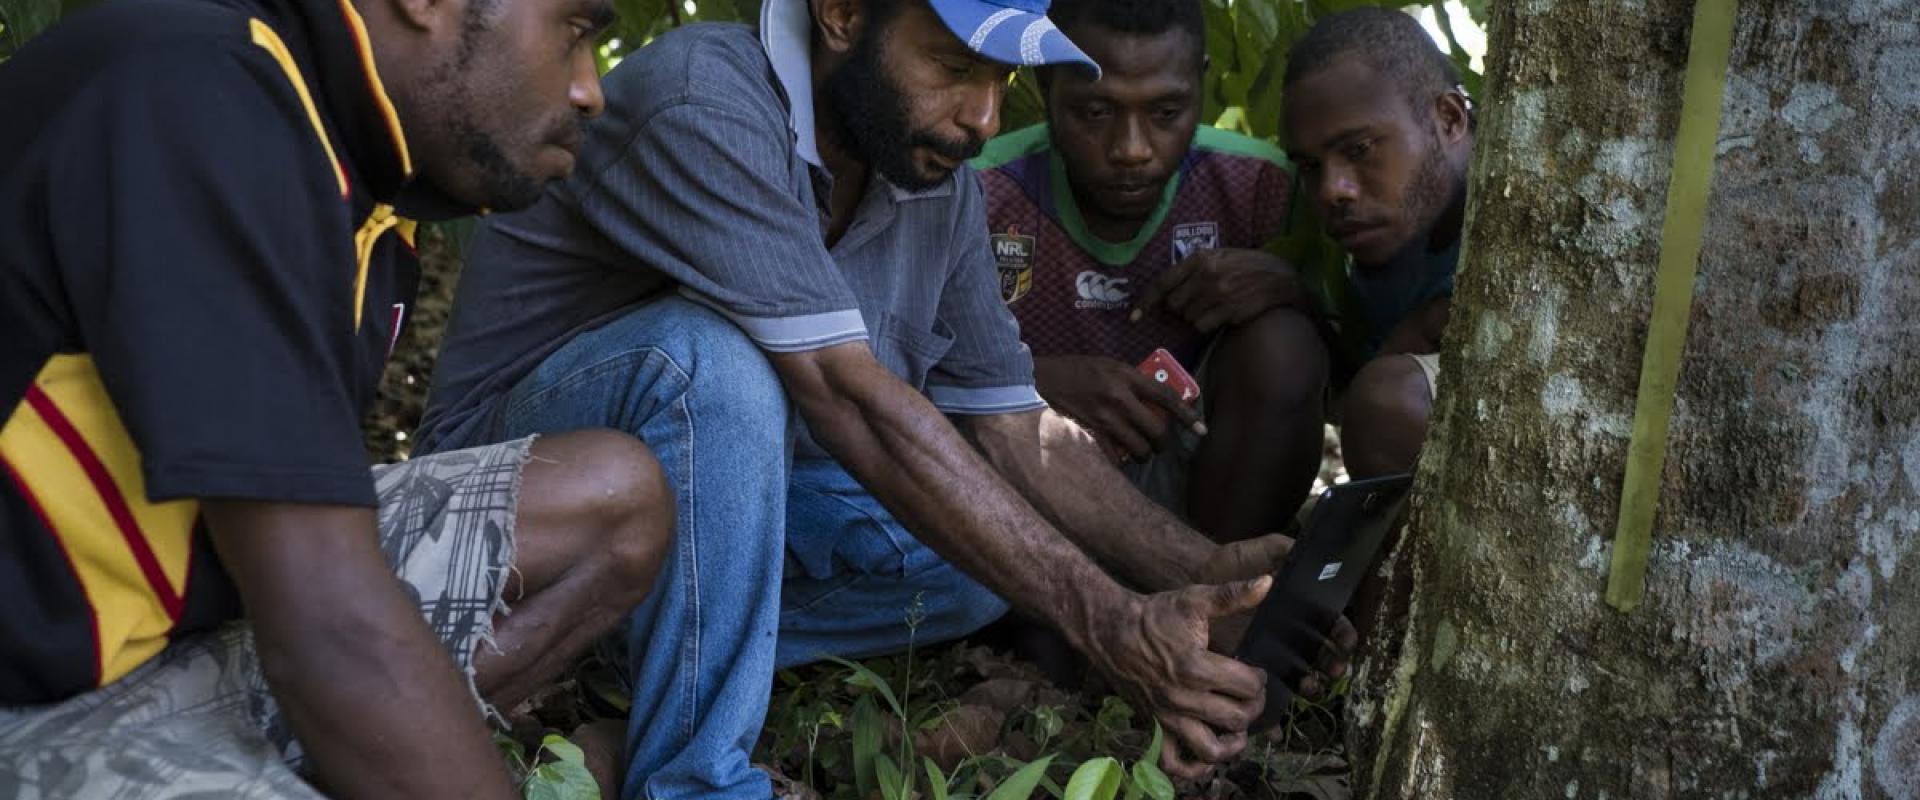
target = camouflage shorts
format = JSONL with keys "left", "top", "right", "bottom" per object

{"left": 0, "top": 436, "right": 536, "bottom": 800}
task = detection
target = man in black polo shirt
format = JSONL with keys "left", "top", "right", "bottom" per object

{"left": 0, "top": 0, "right": 673, "bottom": 797}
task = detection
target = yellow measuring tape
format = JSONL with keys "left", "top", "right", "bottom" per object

{"left": 1606, "top": 0, "right": 1739, "bottom": 612}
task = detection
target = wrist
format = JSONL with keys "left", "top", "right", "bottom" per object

{"left": 1167, "top": 540, "right": 1216, "bottom": 590}
{"left": 1058, "top": 577, "right": 1142, "bottom": 659}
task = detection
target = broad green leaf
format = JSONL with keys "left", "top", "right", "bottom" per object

{"left": 1062, "top": 758, "right": 1123, "bottom": 800}
{"left": 1242, "top": 56, "right": 1287, "bottom": 141}
{"left": 1129, "top": 725, "right": 1174, "bottom": 800}
{"left": 985, "top": 755, "right": 1056, "bottom": 800}
{"left": 539, "top": 735, "right": 588, "bottom": 768}
{"left": 1128, "top": 759, "right": 1174, "bottom": 800}
{"left": 925, "top": 757, "right": 952, "bottom": 800}
{"left": 524, "top": 734, "right": 599, "bottom": 800}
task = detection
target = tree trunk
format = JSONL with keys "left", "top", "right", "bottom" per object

{"left": 1350, "top": 2, "right": 1920, "bottom": 797}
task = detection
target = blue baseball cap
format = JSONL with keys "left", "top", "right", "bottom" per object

{"left": 926, "top": 0, "right": 1100, "bottom": 75}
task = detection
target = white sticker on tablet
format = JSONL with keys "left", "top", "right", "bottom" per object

{"left": 1318, "top": 563, "right": 1343, "bottom": 581}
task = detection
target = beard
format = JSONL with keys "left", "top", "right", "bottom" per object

{"left": 450, "top": 113, "right": 548, "bottom": 211}
{"left": 821, "top": 25, "right": 982, "bottom": 192}
{"left": 416, "top": 18, "right": 565, "bottom": 212}
{"left": 1376, "top": 133, "right": 1465, "bottom": 264}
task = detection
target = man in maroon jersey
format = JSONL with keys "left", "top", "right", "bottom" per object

{"left": 976, "top": 0, "right": 1334, "bottom": 542}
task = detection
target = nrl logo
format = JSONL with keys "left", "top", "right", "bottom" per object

{"left": 993, "top": 227, "right": 1036, "bottom": 305}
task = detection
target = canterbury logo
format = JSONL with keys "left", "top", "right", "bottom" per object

{"left": 1075, "top": 271, "right": 1131, "bottom": 303}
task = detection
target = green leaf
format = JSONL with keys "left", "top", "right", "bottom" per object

{"left": 1063, "top": 758, "right": 1123, "bottom": 800}
{"left": 852, "top": 694, "right": 883, "bottom": 799}
{"left": 0, "top": 0, "right": 60, "bottom": 47}
{"left": 492, "top": 731, "right": 530, "bottom": 778}
{"left": 877, "top": 753, "right": 907, "bottom": 800}
{"left": 523, "top": 735, "right": 599, "bottom": 800}
{"left": 539, "top": 734, "right": 587, "bottom": 766}
{"left": 825, "top": 654, "right": 907, "bottom": 719}
{"left": 925, "top": 758, "right": 953, "bottom": 800}
{"left": 1459, "top": 0, "right": 1488, "bottom": 29}
{"left": 985, "top": 756, "right": 1056, "bottom": 800}
{"left": 1128, "top": 760, "right": 1174, "bottom": 800}
{"left": 1029, "top": 706, "right": 1065, "bottom": 746}
{"left": 1129, "top": 725, "right": 1174, "bottom": 800}
{"left": 1093, "top": 696, "right": 1134, "bottom": 731}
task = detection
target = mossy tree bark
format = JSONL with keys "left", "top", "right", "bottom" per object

{"left": 1349, "top": 2, "right": 1920, "bottom": 797}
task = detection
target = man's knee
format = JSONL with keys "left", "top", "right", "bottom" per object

{"left": 643, "top": 299, "right": 789, "bottom": 423}
{"left": 1213, "top": 307, "right": 1330, "bottom": 408}
{"left": 522, "top": 297, "right": 790, "bottom": 442}
{"left": 1340, "top": 355, "right": 1434, "bottom": 477}
{"left": 537, "top": 429, "right": 675, "bottom": 596}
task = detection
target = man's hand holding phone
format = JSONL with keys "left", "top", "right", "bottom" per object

{"left": 1033, "top": 350, "right": 1205, "bottom": 463}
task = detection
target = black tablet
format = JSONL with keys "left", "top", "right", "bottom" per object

{"left": 1235, "top": 473, "right": 1413, "bottom": 728}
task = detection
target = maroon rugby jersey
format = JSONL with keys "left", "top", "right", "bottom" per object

{"left": 974, "top": 124, "right": 1294, "bottom": 369}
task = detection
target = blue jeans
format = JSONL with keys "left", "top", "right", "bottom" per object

{"left": 488, "top": 297, "right": 1006, "bottom": 800}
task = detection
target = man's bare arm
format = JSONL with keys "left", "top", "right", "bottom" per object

{"left": 770, "top": 343, "right": 1275, "bottom": 776}
{"left": 203, "top": 501, "right": 516, "bottom": 800}
{"left": 956, "top": 408, "right": 1212, "bottom": 593}
{"left": 768, "top": 344, "right": 1127, "bottom": 644}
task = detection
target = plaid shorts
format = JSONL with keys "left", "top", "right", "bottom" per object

{"left": 0, "top": 436, "right": 536, "bottom": 800}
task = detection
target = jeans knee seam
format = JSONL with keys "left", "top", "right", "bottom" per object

{"left": 503, "top": 348, "right": 693, "bottom": 429}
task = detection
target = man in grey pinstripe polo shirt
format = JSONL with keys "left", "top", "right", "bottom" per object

{"left": 418, "top": 0, "right": 1349, "bottom": 795}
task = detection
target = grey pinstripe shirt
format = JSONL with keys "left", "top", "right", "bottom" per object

{"left": 415, "top": 21, "right": 1042, "bottom": 455}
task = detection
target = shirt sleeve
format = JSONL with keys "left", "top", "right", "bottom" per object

{"left": 567, "top": 98, "right": 867, "bottom": 352}
{"left": 925, "top": 173, "right": 1045, "bottom": 416}
{"left": 44, "top": 44, "right": 375, "bottom": 506}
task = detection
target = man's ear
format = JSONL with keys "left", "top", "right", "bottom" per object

{"left": 1433, "top": 87, "right": 1471, "bottom": 145}
{"left": 811, "top": 0, "right": 865, "bottom": 55}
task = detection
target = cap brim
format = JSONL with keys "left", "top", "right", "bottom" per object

{"left": 928, "top": 1, "right": 1101, "bottom": 76}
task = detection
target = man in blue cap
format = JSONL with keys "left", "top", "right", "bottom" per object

{"left": 416, "top": 0, "right": 1342, "bottom": 795}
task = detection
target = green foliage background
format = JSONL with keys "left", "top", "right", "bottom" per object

{"left": 593, "top": 0, "right": 1485, "bottom": 143}
{"left": 3, "top": 0, "right": 1485, "bottom": 139}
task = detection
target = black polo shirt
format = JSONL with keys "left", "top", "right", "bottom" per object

{"left": 0, "top": 0, "right": 444, "bottom": 704}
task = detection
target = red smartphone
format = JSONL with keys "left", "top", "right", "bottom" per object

{"left": 1137, "top": 348, "right": 1200, "bottom": 407}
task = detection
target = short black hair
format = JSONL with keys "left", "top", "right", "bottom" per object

{"left": 1284, "top": 8, "right": 1461, "bottom": 111}
{"left": 1047, "top": 0, "right": 1206, "bottom": 71}
{"left": 863, "top": 0, "right": 910, "bottom": 31}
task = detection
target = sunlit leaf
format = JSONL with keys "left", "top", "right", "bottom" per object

{"left": 524, "top": 734, "right": 599, "bottom": 800}
{"left": 985, "top": 755, "right": 1055, "bottom": 800}
{"left": 1128, "top": 725, "right": 1174, "bottom": 800}
{"left": 1063, "top": 758, "right": 1123, "bottom": 800}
